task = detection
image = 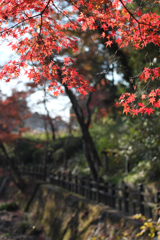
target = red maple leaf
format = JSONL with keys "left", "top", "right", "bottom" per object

{"left": 145, "top": 108, "right": 154, "bottom": 116}
{"left": 123, "top": 106, "right": 130, "bottom": 115}
{"left": 149, "top": 97, "right": 155, "bottom": 105}
{"left": 154, "top": 102, "right": 160, "bottom": 108}
{"left": 113, "top": 102, "right": 119, "bottom": 107}
{"left": 105, "top": 40, "right": 113, "bottom": 47}
{"left": 138, "top": 103, "right": 145, "bottom": 108}
{"left": 132, "top": 109, "right": 139, "bottom": 117}
{"left": 141, "top": 94, "right": 146, "bottom": 100}
{"left": 127, "top": 94, "right": 136, "bottom": 103}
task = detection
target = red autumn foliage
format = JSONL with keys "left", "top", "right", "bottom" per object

{"left": 0, "top": 0, "right": 159, "bottom": 116}
{"left": 0, "top": 89, "right": 31, "bottom": 143}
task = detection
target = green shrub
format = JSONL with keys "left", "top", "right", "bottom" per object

{"left": 0, "top": 202, "right": 18, "bottom": 211}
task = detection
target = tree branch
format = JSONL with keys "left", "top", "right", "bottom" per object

{"left": 86, "top": 73, "right": 105, "bottom": 128}
{"left": 57, "top": 69, "right": 84, "bottom": 124}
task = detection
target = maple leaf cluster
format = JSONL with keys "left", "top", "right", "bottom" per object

{"left": 114, "top": 66, "right": 160, "bottom": 116}
{"left": 0, "top": 0, "right": 159, "bottom": 113}
{"left": 115, "top": 89, "right": 160, "bottom": 117}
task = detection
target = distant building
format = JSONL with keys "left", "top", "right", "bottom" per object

{"left": 24, "top": 112, "right": 67, "bottom": 132}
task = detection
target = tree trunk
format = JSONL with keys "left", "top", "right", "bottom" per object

{"left": 43, "top": 141, "right": 48, "bottom": 181}
{"left": 50, "top": 120, "right": 56, "bottom": 140}
{"left": 62, "top": 81, "right": 99, "bottom": 181}
{"left": 0, "top": 139, "right": 26, "bottom": 192}
{"left": 43, "top": 84, "right": 56, "bottom": 141}
{"left": 80, "top": 129, "right": 98, "bottom": 180}
{"left": 86, "top": 129, "right": 101, "bottom": 171}
{"left": 63, "top": 136, "right": 70, "bottom": 170}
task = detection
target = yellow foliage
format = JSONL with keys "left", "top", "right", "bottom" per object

{"left": 134, "top": 213, "right": 160, "bottom": 239}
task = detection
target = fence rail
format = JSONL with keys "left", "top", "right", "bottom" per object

{"left": 17, "top": 165, "right": 160, "bottom": 219}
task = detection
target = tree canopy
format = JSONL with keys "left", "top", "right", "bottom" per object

{"left": 0, "top": 0, "right": 159, "bottom": 116}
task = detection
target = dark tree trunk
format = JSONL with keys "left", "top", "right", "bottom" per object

{"left": 63, "top": 136, "right": 70, "bottom": 170}
{"left": 81, "top": 125, "right": 100, "bottom": 179}
{"left": 84, "top": 126, "right": 101, "bottom": 171}
{"left": 43, "top": 84, "right": 56, "bottom": 141}
{"left": 43, "top": 141, "right": 48, "bottom": 181}
{"left": 81, "top": 126, "right": 99, "bottom": 181}
{"left": 14, "top": 139, "right": 21, "bottom": 165}
{"left": 0, "top": 139, "right": 26, "bottom": 192}
{"left": 49, "top": 120, "right": 56, "bottom": 140}
{"left": 59, "top": 77, "right": 100, "bottom": 181}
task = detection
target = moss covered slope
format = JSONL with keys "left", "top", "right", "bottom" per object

{"left": 28, "top": 184, "right": 147, "bottom": 240}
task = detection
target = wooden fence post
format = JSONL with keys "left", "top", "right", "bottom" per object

{"left": 23, "top": 165, "right": 25, "bottom": 176}
{"left": 33, "top": 166, "right": 35, "bottom": 178}
{"left": 111, "top": 184, "right": 116, "bottom": 209}
{"left": 80, "top": 177, "right": 85, "bottom": 196}
{"left": 62, "top": 173, "right": 66, "bottom": 188}
{"left": 88, "top": 177, "right": 92, "bottom": 200}
{"left": 23, "top": 166, "right": 26, "bottom": 177}
{"left": 100, "top": 179, "right": 105, "bottom": 204}
{"left": 38, "top": 165, "right": 40, "bottom": 179}
{"left": 36, "top": 165, "right": 39, "bottom": 179}
{"left": 30, "top": 166, "right": 33, "bottom": 178}
{"left": 68, "top": 171, "right": 72, "bottom": 191}
{"left": 21, "top": 165, "right": 23, "bottom": 176}
{"left": 43, "top": 165, "right": 46, "bottom": 181}
{"left": 148, "top": 205, "right": 152, "bottom": 219}
{"left": 58, "top": 171, "right": 61, "bottom": 186}
{"left": 38, "top": 165, "right": 41, "bottom": 179}
{"left": 124, "top": 186, "right": 129, "bottom": 213}
{"left": 37, "top": 165, "right": 39, "bottom": 179}
{"left": 26, "top": 166, "right": 29, "bottom": 177}
{"left": 75, "top": 175, "right": 78, "bottom": 193}
{"left": 53, "top": 172, "right": 56, "bottom": 184}
{"left": 132, "top": 200, "right": 136, "bottom": 215}
{"left": 139, "top": 183, "right": 144, "bottom": 215}
{"left": 41, "top": 165, "right": 43, "bottom": 180}
{"left": 105, "top": 182, "right": 109, "bottom": 205}
{"left": 118, "top": 196, "right": 122, "bottom": 211}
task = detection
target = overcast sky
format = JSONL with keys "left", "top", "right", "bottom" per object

{"left": 0, "top": 41, "right": 71, "bottom": 121}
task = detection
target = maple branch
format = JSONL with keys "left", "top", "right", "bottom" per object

{"left": 0, "top": 0, "right": 51, "bottom": 35}
{"left": 0, "top": 14, "right": 40, "bottom": 35}
{"left": 51, "top": 1, "right": 81, "bottom": 30}
{"left": 119, "top": 0, "right": 152, "bottom": 64}
{"left": 119, "top": 0, "right": 155, "bottom": 28}
{"left": 39, "top": 0, "right": 51, "bottom": 35}
{"left": 119, "top": 0, "right": 139, "bottom": 24}
{"left": 96, "top": 24, "right": 134, "bottom": 88}
{"left": 40, "top": 14, "right": 43, "bottom": 35}
{"left": 41, "top": 0, "right": 52, "bottom": 15}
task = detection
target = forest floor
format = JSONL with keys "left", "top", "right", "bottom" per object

{"left": 0, "top": 174, "right": 48, "bottom": 240}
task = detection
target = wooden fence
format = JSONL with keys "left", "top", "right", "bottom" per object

{"left": 17, "top": 165, "right": 160, "bottom": 219}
